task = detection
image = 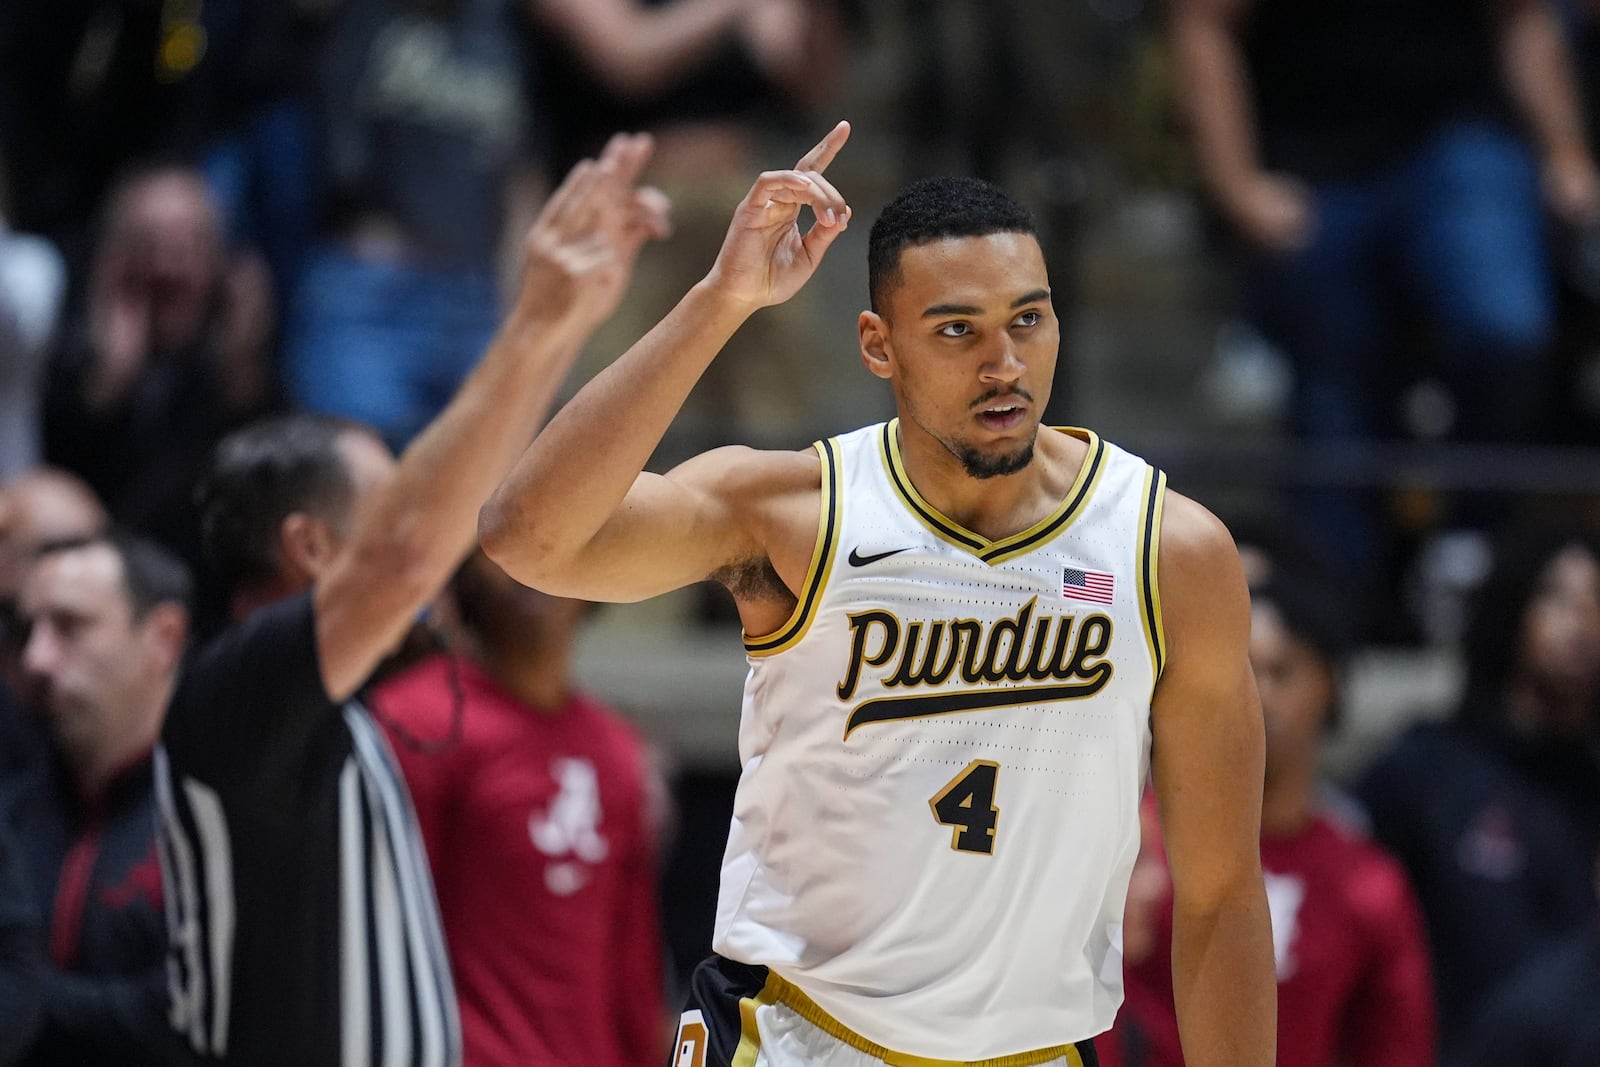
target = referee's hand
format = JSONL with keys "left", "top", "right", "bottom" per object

{"left": 515, "top": 132, "right": 672, "bottom": 339}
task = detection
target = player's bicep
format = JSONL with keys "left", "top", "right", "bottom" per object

{"left": 534, "top": 449, "right": 764, "bottom": 603}
{"left": 1148, "top": 497, "right": 1265, "bottom": 909}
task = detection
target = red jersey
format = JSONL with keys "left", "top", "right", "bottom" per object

{"left": 1102, "top": 805, "right": 1436, "bottom": 1067}
{"left": 373, "top": 655, "right": 666, "bottom": 1067}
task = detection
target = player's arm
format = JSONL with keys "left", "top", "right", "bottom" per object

{"left": 313, "top": 135, "right": 670, "bottom": 702}
{"left": 1148, "top": 492, "right": 1275, "bottom": 1067}
{"left": 480, "top": 122, "right": 851, "bottom": 603}
{"left": 1494, "top": 0, "right": 1600, "bottom": 224}
{"left": 1169, "top": 0, "right": 1260, "bottom": 199}
{"left": 1170, "top": 0, "right": 1314, "bottom": 253}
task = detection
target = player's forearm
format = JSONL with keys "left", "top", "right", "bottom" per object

{"left": 1171, "top": 7, "right": 1264, "bottom": 198}
{"left": 1497, "top": 0, "right": 1592, "bottom": 169}
{"left": 1170, "top": 886, "right": 1276, "bottom": 1067}
{"left": 480, "top": 281, "right": 751, "bottom": 584}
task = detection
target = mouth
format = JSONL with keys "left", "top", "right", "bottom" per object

{"left": 974, "top": 399, "right": 1029, "bottom": 432}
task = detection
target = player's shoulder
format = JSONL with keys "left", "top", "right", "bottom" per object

{"left": 665, "top": 444, "right": 823, "bottom": 509}
{"left": 1157, "top": 489, "right": 1237, "bottom": 565}
{"left": 670, "top": 442, "right": 819, "bottom": 479}
{"left": 1153, "top": 489, "right": 1248, "bottom": 613}
{"left": 1309, "top": 814, "right": 1420, "bottom": 914}
{"left": 568, "top": 687, "right": 632, "bottom": 731}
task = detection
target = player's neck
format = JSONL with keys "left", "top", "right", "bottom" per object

{"left": 896, "top": 423, "right": 1085, "bottom": 542}
{"left": 475, "top": 634, "right": 574, "bottom": 715}
{"left": 1259, "top": 760, "right": 1317, "bottom": 837}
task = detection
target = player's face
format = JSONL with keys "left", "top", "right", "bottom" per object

{"left": 17, "top": 546, "right": 163, "bottom": 760}
{"left": 865, "top": 233, "right": 1058, "bottom": 479}
{"left": 1517, "top": 545, "right": 1600, "bottom": 724}
{"left": 1248, "top": 602, "right": 1334, "bottom": 776}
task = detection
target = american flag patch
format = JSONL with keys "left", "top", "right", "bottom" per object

{"left": 1062, "top": 567, "right": 1115, "bottom": 604}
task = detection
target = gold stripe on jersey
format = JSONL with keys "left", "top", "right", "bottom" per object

{"left": 745, "top": 439, "right": 843, "bottom": 657}
{"left": 760, "top": 969, "right": 1085, "bottom": 1066}
{"left": 878, "top": 422, "right": 1107, "bottom": 565}
{"left": 1136, "top": 468, "right": 1168, "bottom": 681}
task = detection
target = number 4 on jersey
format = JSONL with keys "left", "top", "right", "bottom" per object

{"left": 929, "top": 760, "right": 1000, "bottom": 854}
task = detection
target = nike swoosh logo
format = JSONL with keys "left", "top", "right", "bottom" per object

{"left": 848, "top": 546, "right": 913, "bottom": 567}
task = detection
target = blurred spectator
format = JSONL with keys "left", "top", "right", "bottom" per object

{"left": 1170, "top": 0, "right": 1599, "bottom": 576}
{"left": 1, "top": 532, "right": 192, "bottom": 1067}
{"left": 527, "top": 0, "right": 845, "bottom": 177}
{"left": 0, "top": 470, "right": 107, "bottom": 782}
{"left": 1446, "top": 855, "right": 1600, "bottom": 1067}
{"left": 0, "top": 470, "right": 108, "bottom": 618}
{"left": 182, "top": 0, "right": 334, "bottom": 309}
{"left": 0, "top": 822, "right": 43, "bottom": 1067}
{"left": 1102, "top": 575, "right": 1436, "bottom": 1067}
{"left": 42, "top": 164, "right": 274, "bottom": 582}
{"left": 0, "top": 178, "right": 67, "bottom": 479}
{"left": 531, "top": 0, "right": 857, "bottom": 471}
{"left": 0, "top": 1, "right": 204, "bottom": 253}
{"left": 1358, "top": 523, "right": 1600, "bottom": 1032}
{"left": 373, "top": 552, "right": 668, "bottom": 1067}
{"left": 286, "top": 0, "right": 544, "bottom": 450}
{"left": 154, "top": 139, "right": 665, "bottom": 1065}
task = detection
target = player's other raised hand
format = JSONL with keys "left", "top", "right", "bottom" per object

{"left": 517, "top": 131, "right": 673, "bottom": 339}
{"left": 707, "top": 120, "right": 852, "bottom": 311}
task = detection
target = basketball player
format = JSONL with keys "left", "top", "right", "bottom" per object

{"left": 482, "top": 122, "right": 1275, "bottom": 1066}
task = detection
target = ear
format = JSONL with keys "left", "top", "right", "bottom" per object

{"left": 859, "top": 310, "right": 892, "bottom": 381}
{"left": 279, "top": 511, "right": 339, "bottom": 585}
{"left": 142, "top": 602, "right": 190, "bottom": 673}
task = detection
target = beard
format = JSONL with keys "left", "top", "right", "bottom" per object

{"left": 952, "top": 438, "right": 1036, "bottom": 479}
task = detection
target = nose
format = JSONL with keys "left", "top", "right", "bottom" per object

{"left": 980, "top": 333, "right": 1025, "bottom": 384}
{"left": 22, "top": 623, "right": 59, "bottom": 680}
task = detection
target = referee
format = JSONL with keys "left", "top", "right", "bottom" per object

{"left": 153, "top": 135, "right": 668, "bottom": 1067}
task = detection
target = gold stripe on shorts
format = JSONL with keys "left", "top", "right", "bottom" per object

{"left": 759, "top": 970, "right": 1085, "bottom": 1067}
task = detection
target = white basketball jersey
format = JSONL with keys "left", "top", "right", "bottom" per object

{"left": 712, "top": 421, "right": 1168, "bottom": 1061}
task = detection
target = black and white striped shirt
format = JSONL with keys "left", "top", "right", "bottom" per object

{"left": 156, "top": 594, "right": 460, "bottom": 1067}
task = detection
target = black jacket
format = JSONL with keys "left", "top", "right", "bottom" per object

{"left": 0, "top": 752, "right": 189, "bottom": 1066}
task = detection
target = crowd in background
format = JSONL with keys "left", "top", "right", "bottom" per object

{"left": 0, "top": 1, "right": 1597, "bottom": 1066}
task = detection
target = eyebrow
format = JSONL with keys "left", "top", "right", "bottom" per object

{"left": 921, "top": 289, "right": 1052, "bottom": 318}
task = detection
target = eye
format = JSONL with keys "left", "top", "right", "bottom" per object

{"left": 936, "top": 321, "right": 971, "bottom": 338}
{"left": 1014, "top": 310, "right": 1041, "bottom": 328}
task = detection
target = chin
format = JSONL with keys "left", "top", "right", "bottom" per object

{"left": 956, "top": 440, "right": 1036, "bottom": 480}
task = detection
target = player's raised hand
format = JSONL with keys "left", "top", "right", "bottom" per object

{"left": 517, "top": 132, "right": 672, "bottom": 337}
{"left": 706, "top": 121, "right": 851, "bottom": 310}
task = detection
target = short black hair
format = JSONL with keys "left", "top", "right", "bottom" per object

{"left": 867, "top": 176, "right": 1038, "bottom": 313}
{"left": 196, "top": 413, "right": 373, "bottom": 594}
{"left": 1459, "top": 522, "right": 1600, "bottom": 731}
{"left": 1250, "top": 572, "right": 1353, "bottom": 730}
{"left": 1251, "top": 575, "right": 1353, "bottom": 670}
{"left": 35, "top": 530, "right": 193, "bottom": 619}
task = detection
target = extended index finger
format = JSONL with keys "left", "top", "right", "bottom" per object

{"left": 597, "top": 131, "right": 654, "bottom": 191}
{"left": 795, "top": 120, "right": 851, "bottom": 175}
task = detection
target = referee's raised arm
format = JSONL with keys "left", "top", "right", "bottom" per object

{"left": 156, "top": 135, "right": 668, "bottom": 1067}
{"left": 313, "top": 134, "right": 669, "bottom": 701}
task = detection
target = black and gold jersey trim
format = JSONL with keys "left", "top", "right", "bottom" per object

{"left": 878, "top": 421, "right": 1107, "bottom": 566}
{"left": 752, "top": 969, "right": 1088, "bottom": 1067}
{"left": 743, "top": 439, "right": 842, "bottom": 656}
{"left": 1136, "top": 466, "right": 1168, "bottom": 681}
